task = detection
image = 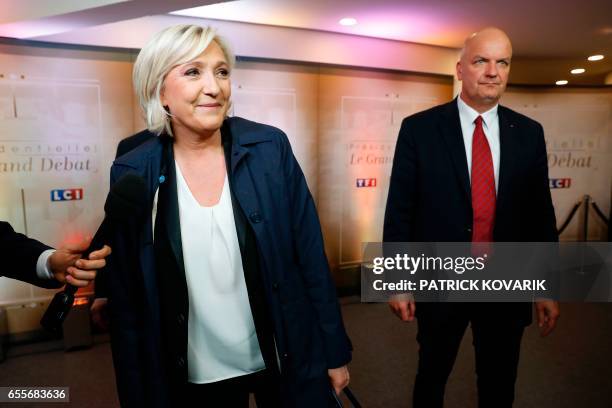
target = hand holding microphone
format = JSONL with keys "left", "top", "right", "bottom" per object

{"left": 49, "top": 238, "right": 111, "bottom": 287}
{"left": 40, "top": 173, "right": 147, "bottom": 332}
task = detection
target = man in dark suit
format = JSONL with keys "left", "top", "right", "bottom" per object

{"left": 383, "top": 27, "right": 559, "bottom": 407}
{"left": 0, "top": 221, "right": 110, "bottom": 288}
{"left": 91, "top": 129, "right": 155, "bottom": 330}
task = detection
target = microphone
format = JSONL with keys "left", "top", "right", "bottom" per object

{"left": 40, "top": 173, "right": 148, "bottom": 333}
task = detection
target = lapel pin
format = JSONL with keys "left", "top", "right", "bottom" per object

{"left": 159, "top": 175, "right": 166, "bottom": 184}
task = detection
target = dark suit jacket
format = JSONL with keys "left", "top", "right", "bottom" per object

{"left": 383, "top": 99, "right": 558, "bottom": 324}
{"left": 94, "top": 129, "right": 155, "bottom": 299}
{"left": 0, "top": 221, "right": 61, "bottom": 289}
{"left": 105, "top": 117, "right": 351, "bottom": 407}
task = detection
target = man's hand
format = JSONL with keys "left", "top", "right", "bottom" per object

{"left": 328, "top": 365, "right": 350, "bottom": 395}
{"left": 535, "top": 300, "right": 560, "bottom": 337}
{"left": 388, "top": 293, "right": 416, "bottom": 322}
{"left": 49, "top": 238, "right": 111, "bottom": 287}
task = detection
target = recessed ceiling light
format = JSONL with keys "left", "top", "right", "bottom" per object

{"left": 556, "top": 80, "right": 568, "bottom": 86}
{"left": 570, "top": 68, "right": 585, "bottom": 74}
{"left": 339, "top": 17, "right": 357, "bottom": 26}
{"left": 588, "top": 55, "right": 604, "bottom": 61}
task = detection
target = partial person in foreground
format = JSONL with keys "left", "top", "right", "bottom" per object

{"left": 105, "top": 24, "right": 351, "bottom": 407}
{"left": 383, "top": 27, "right": 559, "bottom": 407}
{"left": 0, "top": 221, "right": 111, "bottom": 288}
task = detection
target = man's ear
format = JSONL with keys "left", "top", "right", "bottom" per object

{"left": 456, "top": 61, "right": 463, "bottom": 81}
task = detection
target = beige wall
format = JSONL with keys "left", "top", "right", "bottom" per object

{"left": 317, "top": 68, "right": 453, "bottom": 284}
{"left": 232, "top": 61, "right": 320, "bottom": 198}
{"left": 0, "top": 43, "right": 134, "bottom": 311}
{"left": 502, "top": 87, "right": 612, "bottom": 241}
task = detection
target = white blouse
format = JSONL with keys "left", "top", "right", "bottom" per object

{"left": 174, "top": 161, "right": 265, "bottom": 383}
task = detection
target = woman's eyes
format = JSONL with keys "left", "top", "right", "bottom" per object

{"left": 183, "top": 68, "right": 230, "bottom": 77}
{"left": 184, "top": 68, "right": 200, "bottom": 76}
{"left": 216, "top": 68, "right": 230, "bottom": 77}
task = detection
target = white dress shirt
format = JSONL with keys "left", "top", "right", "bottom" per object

{"left": 36, "top": 249, "right": 55, "bottom": 280}
{"left": 175, "top": 162, "right": 265, "bottom": 384}
{"left": 457, "top": 96, "right": 501, "bottom": 193}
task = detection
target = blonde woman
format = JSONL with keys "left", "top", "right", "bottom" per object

{"left": 106, "top": 25, "right": 351, "bottom": 407}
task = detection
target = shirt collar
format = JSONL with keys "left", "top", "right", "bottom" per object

{"left": 457, "top": 95, "right": 498, "bottom": 129}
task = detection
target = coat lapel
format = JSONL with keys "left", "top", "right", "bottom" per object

{"left": 141, "top": 142, "right": 162, "bottom": 315}
{"left": 496, "top": 106, "right": 518, "bottom": 220}
{"left": 439, "top": 99, "right": 471, "bottom": 203}
{"left": 225, "top": 118, "right": 278, "bottom": 280}
{"left": 159, "top": 137, "right": 186, "bottom": 279}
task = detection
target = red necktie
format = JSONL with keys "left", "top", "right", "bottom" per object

{"left": 471, "top": 116, "right": 496, "bottom": 242}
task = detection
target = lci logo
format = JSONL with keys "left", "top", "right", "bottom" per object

{"left": 549, "top": 178, "right": 571, "bottom": 189}
{"left": 356, "top": 178, "right": 377, "bottom": 188}
{"left": 51, "top": 189, "right": 84, "bottom": 201}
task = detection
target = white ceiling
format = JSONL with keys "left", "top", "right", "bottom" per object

{"left": 0, "top": 0, "right": 610, "bottom": 85}
{"left": 172, "top": 0, "right": 612, "bottom": 59}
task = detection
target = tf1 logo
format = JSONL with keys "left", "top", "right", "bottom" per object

{"left": 356, "top": 178, "right": 377, "bottom": 188}
{"left": 51, "top": 189, "right": 84, "bottom": 201}
{"left": 549, "top": 178, "right": 571, "bottom": 189}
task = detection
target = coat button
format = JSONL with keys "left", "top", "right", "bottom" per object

{"left": 467, "top": 227, "right": 472, "bottom": 233}
{"left": 282, "top": 352, "right": 289, "bottom": 359}
{"left": 272, "top": 282, "right": 279, "bottom": 291}
{"left": 177, "top": 313, "right": 185, "bottom": 325}
{"left": 177, "top": 357, "right": 185, "bottom": 368}
{"left": 249, "top": 212, "right": 262, "bottom": 223}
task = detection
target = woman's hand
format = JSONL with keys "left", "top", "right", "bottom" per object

{"left": 328, "top": 365, "right": 350, "bottom": 395}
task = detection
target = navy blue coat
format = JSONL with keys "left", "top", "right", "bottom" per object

{"left": 106, "top": 117, "right": 351, "bottom": 407}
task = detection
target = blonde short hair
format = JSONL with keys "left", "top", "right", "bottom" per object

{"left": 133, "top": 24, "right": 235, "bottom": 136}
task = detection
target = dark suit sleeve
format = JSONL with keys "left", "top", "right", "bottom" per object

{"left": 105, "top": 165, "right": 146, "bottom": 405}
{"left": 280, "top": 132, "right": 352, "bottom": 369}
{"left": 530, "top": 123, "right": 558, "bottom": 243}
{"left": 0, "top": 221, "right": 61, "bottom": 289}
{"left": 527, "top": 123, "right": 559, "bottom": 300}
{"left": 384, "top": 117, "right": 419, "bottom": 242}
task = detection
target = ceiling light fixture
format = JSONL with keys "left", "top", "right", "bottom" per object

{"left": 556, "top": 80, "right": 568, "bottom": 86}
{"left": 570, "top": 68, "right": 585, "bottom": 74}
{"left": 339, "top": 17, "right": 357, "bottom": 26}
{"left": 587, "top": 55, "right": 604, "bottom": 61}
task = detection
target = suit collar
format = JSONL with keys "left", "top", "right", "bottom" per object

{"left": 496, "top": 106, "right": 519, "bottom": 216}
{"left": 440, "top": 98, "right": 471, "bottom": 202}
{"left": 113, "top": 117, "right": 273, "bottom": 174}
{"left": 440, "top": 99, "right": 518, "bottom": 209}
{"left": 457, "top": 96, "right": 499, "bottom": 130}
{"left": 157, "top": 137, "right": 185, "bottom": 280}
{"left": 224, "top": 117, "right": 273, "bottom": 172}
